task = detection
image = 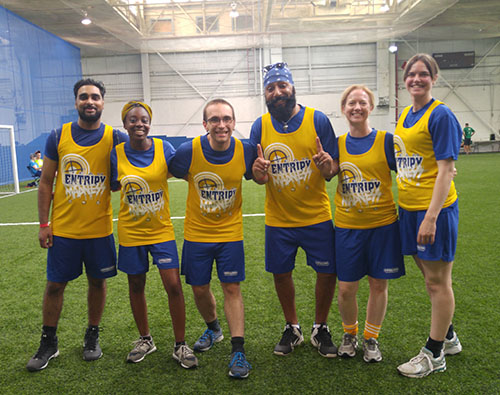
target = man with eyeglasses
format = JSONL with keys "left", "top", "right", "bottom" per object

{"left": 169, "top": 98, "right": 254, "bottom": 378}
{"left": 251, "top": 62, "right": 339, "bottom": 358}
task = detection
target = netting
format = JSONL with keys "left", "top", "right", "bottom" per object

{"left": 0, "top": 6, "right": 82, "bottom": 190}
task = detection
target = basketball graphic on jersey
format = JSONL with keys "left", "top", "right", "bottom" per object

{"left": 61, "top": 153, "right": 106, "bottom": 200}
{"left": 263, "top": 142, "right": 312, "bottom": 189}
{"left": 121, "top": 175, "right": 164, "bottom": 217}
{"left": 194, "top": 171, "right": 236, "bottom": 214}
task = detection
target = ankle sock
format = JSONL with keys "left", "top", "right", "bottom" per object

{"left": 425, "top": 337, "right": 444, "bottom": 358}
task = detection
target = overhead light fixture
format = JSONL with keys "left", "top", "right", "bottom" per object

{"left": 229, "top": 2, "right": 239, "bottom": 18}
{"left": 81, "top": 12, "right": 92, "bottom": 25}
{"left": 388, "top": 42, "right": 398, "bottom": 53}
{"left": 380, "top": 3, "right": 390, "bottom": 12}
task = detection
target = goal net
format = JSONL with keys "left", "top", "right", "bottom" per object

{"left": 0, "top": 125, "right": 20, "bottom": 195}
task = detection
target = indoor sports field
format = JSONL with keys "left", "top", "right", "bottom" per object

{"left": 1, "top": 153, "right": 499, "bottom": 394}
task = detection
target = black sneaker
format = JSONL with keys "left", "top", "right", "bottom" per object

{"left": 26, "top": 334, "right": 59, "bottom": 372}
{"left": 274, "top": 324, "right": 304, "bottom": 356}
{"left": 83, "top": 327, "right": 102, "bottom": 361}
{"left": 310, "top": 324, "right": 338, "bottom": 358}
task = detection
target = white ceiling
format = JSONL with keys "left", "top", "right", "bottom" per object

{"left": 1, "top": 0, "right": 499, "bottom": 57}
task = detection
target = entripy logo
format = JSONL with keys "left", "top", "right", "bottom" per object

{"left": 338, "top": 162, "right": 382, "bottom": 208}
{"left": 121, "top": 175, "right": 164, "bottom": 217}
{"left": 61, "top": 154, "right": 107, "bottom": 203}
{"left": 393, "top": 135, "right": 424, "bottom": 185}
{"left": 264, "top": 143, "right": 312, "bottom": 191}
{"left": 194, "top": 172, "right": 237, "bottom": 214}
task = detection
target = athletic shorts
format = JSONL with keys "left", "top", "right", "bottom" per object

{"left": 118, "top": 240, "right": 179, "bottom": 275}
{"left": 399, "top": 200, "right": 459, "bottom": 262}
{"left": 47, "top": 234, "right": 117, "bottom": 282}
{"left": 181, "top": 240, "right": 245, "bottom": 285}
{"left": 265, "top": 220, "right": 335, "bottom": 274}
{"left": 464, "top": 138, "right": 471, "bottom": 146}
{"left": 335, "top": 221, "right": 405, "bottom": 282}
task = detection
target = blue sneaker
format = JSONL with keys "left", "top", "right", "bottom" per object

{"left": 228, "top": 352, "right": 251, "bottom": 379}
{"left": 193, "top": 328, "right": 223, "bottom": 352}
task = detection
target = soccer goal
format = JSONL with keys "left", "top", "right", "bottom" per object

{"left": 0, "top": 125, "right": 20, "bottom": 195}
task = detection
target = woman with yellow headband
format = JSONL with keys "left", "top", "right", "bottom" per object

{"left": 110, "top": 100, "right": 198, "bottom": 369}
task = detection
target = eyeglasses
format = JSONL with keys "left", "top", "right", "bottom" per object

{"left": 263, "top": 62, "right": 288, "bottom": 73}
{"left": 206, "top": 116, "right": 234, "bottom": 124}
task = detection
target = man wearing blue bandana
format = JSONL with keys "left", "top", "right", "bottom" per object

{"left": 251, "top": 62, "right": 339, "bottom": 358}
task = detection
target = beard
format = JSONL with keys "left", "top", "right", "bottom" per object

{"left": 266, "top": 92, "right": 296, "bottom": 123}
{"left": 78, "top": 106, "right": 102, "bottom": 123}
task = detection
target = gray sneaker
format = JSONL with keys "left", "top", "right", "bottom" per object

{"left": 172, "top": 344, "right": 198, "bottom": 369}
{"left": 83, "top": 327, "right": 102, "bottom": 361}
{"left": 310, "top": 324, "right": 337, "bottom": 358}
{"left": 193, "top": 328, "right": 224, "bottom": 352}
{"left": 338, "top": 333, "right": 358, "bottom": 358}
{"left": 26, "top": 334, "right": 59, "bottom": 372}
{"left": 444, "top": 332, "right": 462, "bottom": 355}
{"left": 127, "top": 337, "right": 157, "bottom": 363}
{"left": 363, "top": 338, "right": 382, "bottom": 363}
{"left": 274, "top": 324, "right": 304, "bottom": 356}
{"left": 228, "top": 352, "right": 251, "bottom": 379}
{"left": 397, "top": 347, "right": 446, "bottom": 378}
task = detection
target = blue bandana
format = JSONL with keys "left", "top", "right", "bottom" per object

{"left": 263, "top": 62, "right": 294, "bottom": 88}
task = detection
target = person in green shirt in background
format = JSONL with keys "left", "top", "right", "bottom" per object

{"left": 462, "top": 123, "right": 475, "bottom": 154}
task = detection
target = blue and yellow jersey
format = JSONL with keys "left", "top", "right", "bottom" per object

{"left": 334, "top": 130, "right": 397, "bottom": 229}
{"left": 51, "top": 122, "right": 113, "bottom": 238}
{"left": 184, "top": 136, "right": 246, "bottom": 242}
{"left": 394, "top": 100, "right": 457, "bottom": 211}
{"left": 116, "top": 138, "right": 174, "bottom": 246}
{"left": 260, "top": 107, "right": 331, "bottom": 227}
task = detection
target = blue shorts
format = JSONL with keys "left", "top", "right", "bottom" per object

{"left": 335, "top": 221, "right": 405, "bottom": 282}
{"left": 181, "top": 240, "right": 245, "bottom": 285}
{"left": 265, "top": 220, "right": 335, "bottom": 274}
{"left": 118, "top": 240, "right": 179, "bottom": 275}
{"left": 399, "top": 200, "right": 459, "bottom": 262}
{"left": 47, "top": 235, "right": 117, "bottom": 282}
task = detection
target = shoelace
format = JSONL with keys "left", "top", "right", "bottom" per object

{"left": 279, "top": 326, "right": 296, "bottom": 345}
{"left": 317, "top": 327, "right": 333, "bottom": 346}
{"left": 177, "top": 345, "right": 195, "bottom": 360}
{"left": 132, "top": 339, "right": 151, "bottom": 352}
{"left": 85, "top": 330, "right": 99, "bottom": 350}
{"left": 199, "top": 329, "right": 214, "bottom": 344}
{"left": 34, "top": 336, "right": 55, "bottom": 358}
{"left": 231, "top": 352, "right": 251, "bottom": 368}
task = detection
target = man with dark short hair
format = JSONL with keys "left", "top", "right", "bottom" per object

{"left": 169, "top": 98, "right": 254, "bottom": 379}
{"left": 251, "top": 62, "right": 339, "bottom": 358}
{"left": 462, "top": 123, "right": 475, "bottom": 154}
{"left": 26, "top": 78, "right": 128, "bottom": 372}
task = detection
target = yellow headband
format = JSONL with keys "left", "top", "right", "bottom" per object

{"left": 121, "top": 101, "right": 153, "bottom": 122}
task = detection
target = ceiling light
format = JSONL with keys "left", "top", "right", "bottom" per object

{"left": 81, "top": 12, "right": 92, "bottom": 25}
{"left": 380, "top": 3, "right": 390, "bottom": 12}
{"left": 229, "top": 2, "right": 239, "bottom": 18}
{"left": 388, "top": 42, "right": 398, "bottom": 53}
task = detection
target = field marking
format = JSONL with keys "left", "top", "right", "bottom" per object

{"left": 0, "top": 188, "right": 37, "bottom": 199}
{"left": 0, "top": 213, "right": 265, "bottom": 226}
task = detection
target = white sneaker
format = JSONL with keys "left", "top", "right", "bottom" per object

{"left": 338, "top": 333, "right": 358, "bottom": 358}
{"left": 172, "top": 344, "right": 198, "bottom": 369}
{"left": 397, "top": 347, "right": 446, "bottom": 378}
{"left": 363, "top": 338, "right": 382, "bottom": 363}
{"left": 444, "top": 332, "right": 462, "bottom": 355}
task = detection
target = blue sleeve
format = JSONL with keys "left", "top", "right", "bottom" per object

{"left": 385, "top": 132, "right": 396, "bottom": 171}
{"left": 332, "top": 136, "right": 339, "bottom": 160}
{"left": 113, "top": 129, "right": 129, "bottom": 147}
{"left": 44, "top": 129, "right": 60, "bottom": 161}
{"left": 314, "top": 110, "right": 337, "bottom": 158}
{"left": 242, "top": 142, "right": 256, "bottom": 180}
{"left": 169, "top": 141, "right": 192, "bottom": 178}
{"left": 429, "top": 105, "right": 462, "bottom": 161}
{"left": 163, "top": 141, "right": 176, "bottom": 167}
{"left": 249, "top": 118, "right": 263, "bottom": 147}
{"left": 109, "top": 147, "right": 120, "bottom": 191}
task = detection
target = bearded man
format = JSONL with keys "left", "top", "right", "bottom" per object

{"left": 250, "top": 62, "right": 340, "bottom": 358}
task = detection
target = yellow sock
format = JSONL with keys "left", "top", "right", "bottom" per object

{"left": 342, "top": 321, "right": 358, "bottom": 336}
{"left": 364, "top": 321, "right": 381, "bottom": 340}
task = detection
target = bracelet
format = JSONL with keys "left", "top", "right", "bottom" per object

{"left": 40, "top": 223, "right": 50, "bottom": 228}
